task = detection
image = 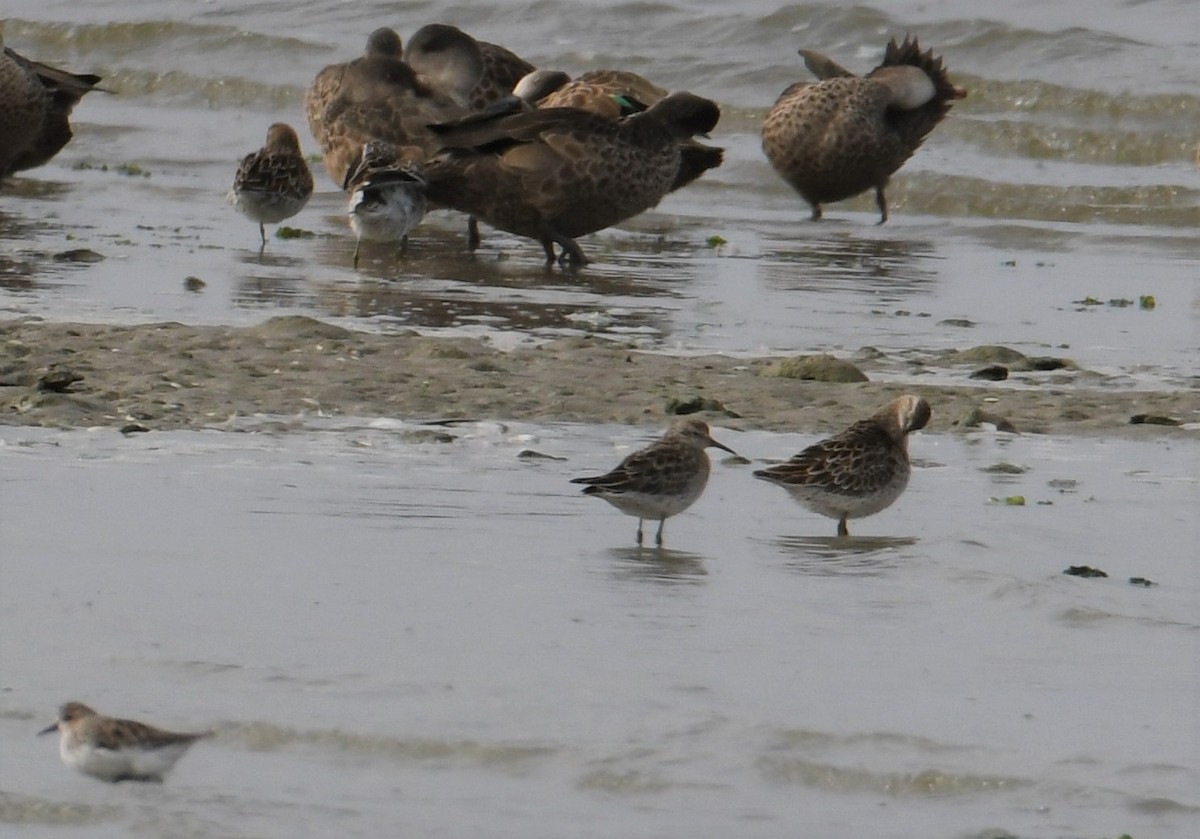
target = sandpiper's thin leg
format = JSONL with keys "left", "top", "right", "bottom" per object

{"left": 353, "top": 241, "right": 362, "bottom": 269}
{"left": 810, "top": 203, "right": 822, "bottom": 221}
{"left": 635, "top": 519, "right": 644, "bottom": 546}
{"left": 655, "top": 519, "right": 665, "bottom": 547}
{"left": 468, "top": 216, "right": 481, "bottom": 251}
{"left": 837, "top": 515, "right": 849, "bottom": 537}
{"left": 875, "top": 186, "right": 889, "bottom": 224}
{"left": 259, "top": 223, "right": 267, "bottom": 247}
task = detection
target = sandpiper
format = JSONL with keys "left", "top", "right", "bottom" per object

{"left": 754, "top": 395, "right": 931, "bottom": 536}
{"left": 39, "top": 701, "right": 212, "bottom": 783}
{"left": 228, "top": 123, "right": 314, "bottom": 247}
{"left": 571, "top": 418, "right": 736, "bottom": 547}
{"left": 343, "top": 140, "right": 427, "bottom": 269}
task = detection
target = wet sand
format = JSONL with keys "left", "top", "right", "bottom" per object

{"left": 2, "top": 315, "right": 1194, "bottom": 436}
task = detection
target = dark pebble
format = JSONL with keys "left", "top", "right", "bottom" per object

{"left": 1064, "top": 565, "right": 1108, "bottom": 578}
{"left": 1129, "top": 414, "right": 1182, "bottom": 427}
{"left": 970, "top": 365, "right": 1009, "bottom": 381}
{"left": 517, "top": 449, "right": 567, "bottom": 462}
{"left": 1128, "top": 577, "right": 1157, "bottom": 587}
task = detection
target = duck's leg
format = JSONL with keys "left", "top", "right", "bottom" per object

{"left": 810, "top": 203, "right": 823, "bottom": 221}
{"left": 538, "top": 226, "right": 589, "bottom": 268}
{"left": 875, "top": 185, "right": 889, "bottom": 224}
{"left": 837, "top": 515, "right": 849, "bottom": 537}
{"left": 467, "top": 216, "right": 481, "bottom": 250}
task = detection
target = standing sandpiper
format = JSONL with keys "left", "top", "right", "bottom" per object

{"left": 39, "top": 701, "right": 212, "bottom": 783}
{"left": 228, "top": 123, "right": 314, "bottom": 247}
{"left": 343, "top": 141, "right": 427, "bottom": 269}
{"left": 754, "top": 395, "right": 931, "bottom": 537}
{"left": 571, "top": 418, "right": 737, "bottom": 547}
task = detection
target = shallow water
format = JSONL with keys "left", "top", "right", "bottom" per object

{"left": 1, "top": 0, "right": 1198, "bottom": 388}
{"left": 1, "top": 1, "right": 1198, "bottom": 835}
{"left": 1, "top": 421, "right": 1197, "bottom": 837}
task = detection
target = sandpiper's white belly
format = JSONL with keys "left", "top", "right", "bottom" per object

{"left": 63, "top": 738, "right": 190, "bottom": 782}
{"left": 349, "top": 188, "right": 425, "bottom": 242}
{"left": 784, "top": 470, "right": 909, "bottom": 521}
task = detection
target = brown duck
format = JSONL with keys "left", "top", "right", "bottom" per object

{"left": 405, "top": 23, "right": 535, "bottom": 112}
{"left": 423, "top": 91, "right": 721, "bottom": 267}
{"left": 0, "top": 34, "right": 103, "bottom": 179}
{"left": 513, "top": 68, "right": 724, "bottom": 192}
{"left": 304, "top": 27, "right": 479, "bottom": 186}
{"left": 761, "top": 36, "right": 966, "bottom": 222}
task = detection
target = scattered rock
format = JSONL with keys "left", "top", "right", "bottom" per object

{"left": 184, "top": 276, "right": 206, "bottom": 292}
{"left": 938, "top": 318, "right": 976, "bottom": 328}
{"left": 119, "top": 422, "right": 150, "bottom": 435}
{"left": 52, "top": 249, "right": 105, "bottom": 264}
{"left": 37, "top": 367, "right": 84, "bottom": 393}
{"left": 665, "top": 395, "right": 739, "bottom": 417}
{"left": 245, "top": 316, "right": 352, "bottom": 342}
{"left": 981, "top": 462, "right": 1027, "bottom": 474}
{"left": 1015, "top": 356, "right": 1076, "bottom": 372}
{"left": 956, "top": 345, "right": 1027, "bottom": 365}
{"left": 399, "top": 429, "right": 455, "bottom": 444}
{"left": 1048, "top": 478, "right": 1079, "bottom": 492}
{"left": 1129, "top": 414, "right": 1182, "bottom": 427}
{"left": 1129, "top": 576, "right": 1157, "bottom": 587}
{"left": 954, "top": 407, "right": 1018, "bottom": 433}
{"left": 517, "top": 449, "right": 567, "bottom": 461}
{"left": 1064, "top": 565, "right": 1108, "bottom": 578}
{"left": 760, "top": 354, "right": 868, "bottom": 383}
{"left": 970, "top": 365, "right": 1009, "bottom": 381}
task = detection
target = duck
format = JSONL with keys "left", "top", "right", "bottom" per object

{"left": 512, "top": 68, "right": 724, "bottom": 192}
{"left": 304, "top": 27, "right": 479, "bottom": 187}
{"left": 423, "top": 91, "right": 721, "bottom": 267}
{"left": 0, "top": 34, "right": 103, "bottom": 179}
{"left": 761, "top": 36, "right": 966, "bottom": 222}
{"left": 405, "top": 23, "right": 535, "bottom": 112}
{"left": 342, "top": 140, "right": 427, "bottom": 269}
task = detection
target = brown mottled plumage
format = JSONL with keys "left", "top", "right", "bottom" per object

{"left": 304, "top": 27, "right": 476, "bottom": 187}
{"left": 39, "top": 701, "right": 213, "bottom": 783}
{"left": 228, "top": 123, "right": 314, "bottom": 246}
{"left": 0, "top": 34, "right": 103, "bottom": 179}
{"left": 762, "top": 36, "right": 966, "bottom": 222}
{"left": 424, "top": 91, "right": 721, "bottom": 266}
{"left": 754, "top": 395, "right": 932, "bottom": 537}
{"left": 516, "top": 69, "right": 724, "bottom": 192}
{"left": 406, "top": 24, "right": 535, "bottom": 112}
{"left": 571, "top": 418, "right": 737, "bottom": 547}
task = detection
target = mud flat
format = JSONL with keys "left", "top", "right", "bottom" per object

{"left": 2, "top": 316, "right": 1195, "bottom": 436}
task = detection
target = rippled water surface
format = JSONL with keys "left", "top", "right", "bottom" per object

{"left": 1, "top": 0, "right": 1197, "bottom": 384}
{"left": 2, "top": 422, "right": 1197, "bottom": 837}
{"left": 1, "top": 1, "right": 1198, "bottom": 836}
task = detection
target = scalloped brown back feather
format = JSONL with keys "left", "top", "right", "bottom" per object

{"left": 424, "top": 92, "right": 721, "bottom": 264}
{"left": 761, "top": 36, "right": 964, "bottom": 221}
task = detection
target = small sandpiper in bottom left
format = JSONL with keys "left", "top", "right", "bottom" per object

{"left": 40, "top": 701, "right": 212, "bottom": 783}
